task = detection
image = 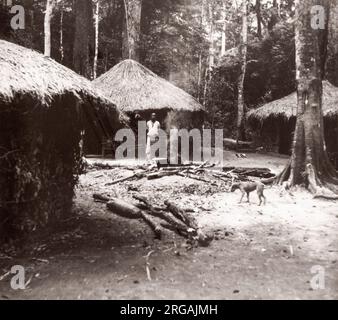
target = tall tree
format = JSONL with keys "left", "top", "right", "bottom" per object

{"left": 197, "top": 0, "right": 205, "bottom": 101}
{"left": 73, "top": 0, "right": 92, "bottom": 77}
{"left": 220, "top": 1, "right": 227, "bottom": 56}
{"left": 236, "top": 0, "right": 248, "bottom": 143}
{"left": 203, "top": 1, "right": 215, "bottom": 107}
{"left": 327, "top": 0, "right": 338, "bottom": 85}
{"left": 44, "top": 0, "right": 55, "bottom": 57}
{"left": 59, "top": 0, "right": 64, "bottom": 62}
{"left": 256, "top": 0, "right": 262, "bottom": 38}
{"left": 93, "top": 0, "right": 100, "bottom": 79}
{"left": 277, "top": 0, "right": 338, "bottom": 198}
{"left": 123, "top": 0, "right": 142, "bottom": 61}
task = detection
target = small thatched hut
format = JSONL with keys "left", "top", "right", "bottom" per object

{"left": 247, "top": 81, "right": 338, "bottom": 163}
{"left": 0, "top": 40, "right": 122, "bottom": 240}
{"left": 92, "top": 59, "right": 205, "bottom": 131}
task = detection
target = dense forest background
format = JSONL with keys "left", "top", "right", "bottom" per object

{"left": 0, "top": 0, "right": 337, "bottom": 137}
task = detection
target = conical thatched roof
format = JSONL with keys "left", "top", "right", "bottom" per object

{"left": 247, "top": 81, "right": 338, "bottom": 122}
{"left": 92, "top": 59, "right": 205, "bottom": 113}
{"left": 0, "top": 39, "right": 114, "bottom": 108}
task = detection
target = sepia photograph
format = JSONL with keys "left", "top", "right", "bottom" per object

{"left": 0, "top": 0, "right": 337, "bottom": 305}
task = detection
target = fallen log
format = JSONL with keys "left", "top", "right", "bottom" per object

{"left": 106, "top": 197, "right": 162, "bottom": 239}
{"left": 106, "top": 198, "right": 143, "bottom": 219}
{"left": 221, "top": 167, "right": 275, "bottom": 178}
{"left": 160, "top": 222, "right": 190, "bottom": 237}
{"left": 164, "top": 200, "right": 198, "bottom": 229}
{"left": 176, "top": 172, "right": 214, "bottom": 184}
{"left": 159, "top": 166, "right": 201, "bottom": 171}
{"left": 85, "top": 161, "right": 136, "bottom": 171}
{"left": 224, "top": 138, "right": 253, "bottom": 150}
{"left": 136, "top": 196, "right": 213, "bottom": 246}
{"left": 139, "top": 212, "right": 162, "bottom": 239}
{"left": 93, "top": 194, "right": 213, "bottom": 246}
{"left": 164, "top": 201, "right": 213, "bottom": 245}
{"left": 210, "top": 172, "right": 231, "bottom": 182}
{"left": 133, "top": 195, "right": 188, "bottom": 233}
{"left": 156, "top": 160, "right": 207, "bottom": 169}
{"left": 147, "top": 170, "right": 179, "bottom": 180}
{"left": 105, "top": 171, "right": 145, "bottom": 186}
{"left": 93, "top": 193, "right": 110, "bottom": 203}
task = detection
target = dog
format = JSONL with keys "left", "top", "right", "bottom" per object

{"left": 230, "top": 181, "right": 266, "bottom": 206}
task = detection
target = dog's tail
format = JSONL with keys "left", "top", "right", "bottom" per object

{"left": 261, "top": 176, "right": 276, "bottom": 186}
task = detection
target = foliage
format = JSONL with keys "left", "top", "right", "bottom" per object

{"left": 204, "top": 20, "right": 296, "bottom": 137}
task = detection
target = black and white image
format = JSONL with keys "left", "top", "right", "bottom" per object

{"left": 0, "top": 0, "right": 337, "bottom": 301}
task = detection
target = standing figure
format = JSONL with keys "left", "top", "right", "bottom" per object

{"left": 146, "top": 113, "right": 160, "bottom": 161}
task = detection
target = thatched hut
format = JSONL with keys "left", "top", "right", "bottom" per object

{"left": 92, "top": 59, "right": 205, "bottom": 131}
{"left": 0, "top": 40, "right": 122, "bottom": 240}
{"left": 247, "top": 81, "right": 338, "bottom": 164}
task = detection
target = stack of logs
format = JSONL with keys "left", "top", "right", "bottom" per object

{"left": 93, "top": 193, "right": 213, "bottom": 247}
{"left": 89, "top": 161, "right": 276, "bottom": 187}
{"left": 91, "top": 161, "right": 276, "bottom": 247}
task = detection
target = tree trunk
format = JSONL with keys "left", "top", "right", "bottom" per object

{"left": 236, "top": 0, "right": 248, "bottom": 144}
{"left": 277, "top": 0, "right": 338, "bottom": 199}
{"left": 203, "top": 2, "right": 214, "bottom": 107}
{"left": 197, "top": 0, "right": 205, "bottom": 101}
{"left": 256, "top": 0, "right": 262, "bottom": 39}
{"left": 59, "top": 0, "right": 64, "bottom": 62}
{"left": 93, "top": 0, "right": 100, "bottom": 79}
{"left": 220, "top": 2, "right": 227, "bottom": 56}
{"left": 329, "top": 0, "right": 338, "bottom": 85}
{"left": 44, "top": 0, "right": 54, "bottom": 57}
{"left": 123, "top": 0, "right": 142, "bottom": 61}
{"left": 73, "top": 0, "right": 92, "bottom": 78}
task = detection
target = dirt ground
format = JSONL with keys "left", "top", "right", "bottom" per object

{"left": 0, "top": 151, "right": 337, "bottom": 300}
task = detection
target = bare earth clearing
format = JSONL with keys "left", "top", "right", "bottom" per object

{"left": 0, "top": 152, "right": 337, "bottom": 300}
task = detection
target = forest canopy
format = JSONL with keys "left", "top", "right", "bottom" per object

{"left": 0, "top": 0, "right": 337, "bottom": 136}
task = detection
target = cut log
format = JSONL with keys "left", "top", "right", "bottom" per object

{"left": 147, "top": 171, "right": 179, "bottom": 180}
{"left": 133, "top": 195, "right": 188, "bottom": 233}
{"left": 105, "top": 171, "right": 145, "bottom": 186}
{"left": 160, "top": 222, "right": 190, "bottom": 237}
{"left": 135, "top": 196, "right": 212, "bottom": 246}
{"left": 224, "top": 138, "right": 253, "bottom": 150}
{"left": 95, "top": 195, "right": 213, "bottom": 246}
{"left": 106, "top": 198, "right": 143, "bottom": 219}
{"left": 221, "top": 167, "right": 275, "bottom": 178}
{"left": 93, "top": 193, "right": 110, "bottom": 203}
{"left": 164, "top": 200, "right": 198, "bottom": 229}
{"left": 106, "top": 197, "right": 162, "bottom": 239}
{"left": 139, "top": 212, "right": 162, "bottom": 239}
{"left": 176, "top": 172, "right": 214, "bottom": 184}
{"left": 163, "top": 200, "right": 212, "bottom": 245}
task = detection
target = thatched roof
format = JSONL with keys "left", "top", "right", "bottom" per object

{"left": 0, "top": 39, "right": 114, "bottom": 108}
{"left": 92, "top": 59, "right": 205, "bottom": 113}
{"left": 247, "top": 81, "right": 338, "bottom": 122}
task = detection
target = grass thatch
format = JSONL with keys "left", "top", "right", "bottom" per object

{"left": 93, "top": 59, "right": 205, "bottom": 113}
{"left": 0, "top": 39, "right": 115, "bottom": 108}
{"left": 247, "top": 81, "right": 338, "bottom": 122}
{"left": 0, "top": 40, "right": 128, "bottom": 240}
